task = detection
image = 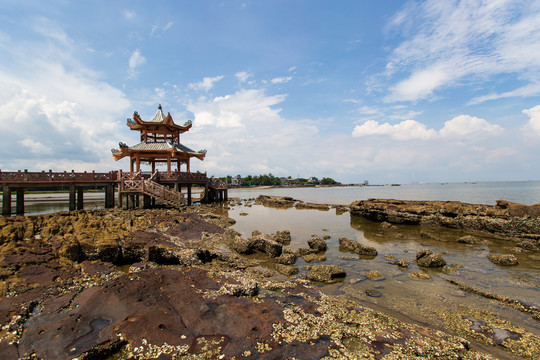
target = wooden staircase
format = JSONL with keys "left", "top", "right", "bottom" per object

{"left": 121, "top": 178, "right": 185, "bottom": 208}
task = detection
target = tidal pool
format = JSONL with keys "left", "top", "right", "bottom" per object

{"left": 225, "top": 198, "right": 540, "bottom": 358}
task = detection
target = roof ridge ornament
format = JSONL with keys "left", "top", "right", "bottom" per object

{"left": 158, "top": 104, "right": 162, "bottom": 110}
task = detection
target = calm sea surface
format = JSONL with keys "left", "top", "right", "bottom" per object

{"left": 229, "top": 181, "right": 540, "bottom": 206}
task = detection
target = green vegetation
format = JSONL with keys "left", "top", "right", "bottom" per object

{"left": 216, "top": 174, "right": 340, "bottom": 186}
{"left": 218, "top": 173, "right": 282, "bottom": 186}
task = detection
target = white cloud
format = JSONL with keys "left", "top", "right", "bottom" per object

{"left": 235, "top": 71, "right": 252, "bottom": 83}
{"left": 288, "top": 66, "right": 297, "bottom": 72}
{"left": 0, "top": 20, "right": 131, "bottom": 172}
{"left": 163, "top": 22, "right": 173, "bottom": 31}
{"left": 388, "top": 110, "right": 423, "bottom": 120}
{"left": 155, "top": 87, "right": 165, "bottom": 98}
{"left": 352, "top": 120, "right": 437, "bottom": 140}
{"left": 353, "top": 115, "right": 501, "bottom": 141}
{"left": 188, "top": 75, "right": 224, "bottom": 92}
{"left": 385, "top": 0, "right": 540, "bottom": 102}
{"left": 188, "top": 89, "right": 286, "bottom": 128}
{"left": 151, "top": 22, "right": 174, "bottom": 36}
{"left": 439, "top": 115, "right": 502, "bottom": 138}
{"left": 128, "top": 49, "right": 146, "bottom": 78}
{"left": 123, "top": 10, "right": 135, "bottom": 19}
{"left": 271, "top": 76, "right": 292, "bottom": 84}
{"left": 18, "top": 138, "right": 52, "bottom": 155}
{"left": 469, "top": 82, "right": 540, "bottom": 105}
{"left": 522, "top": 105, "right": 540, "bottom": 133}
{"left": 32, "top": 17, "right": 71, "bottom": 46}
{"left": 183, "top": 88, "right": 323, "bottom": 176}
{"left": 387, "top": 64, "right": 453, "bottom": 102}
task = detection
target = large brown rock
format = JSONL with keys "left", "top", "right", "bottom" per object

{"left": 247, "top": 233, "right": 283, "bottom": 258}
{"left": 307, "top": 235, "right": 327, "bottom": 252}
{"left": 338, "top": 237, "right": 377, "bottom": 256}
{"left": 487, "top": 254, "right": 519, "bottom": 266}
{"left": 308, "top": 265, "right": 346, "bottom": 283}
{"left": 350, "top": 199, "right": 540, "bottom": 240}
{"left": 417, "top": 253, "right": 446, "bottom": 268}
{"left": 16, "top": 267, "right": 327, "bottom": 359}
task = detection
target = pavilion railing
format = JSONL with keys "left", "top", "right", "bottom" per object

{"left": 118, "top": 170, "right": 208, "bottom": 183}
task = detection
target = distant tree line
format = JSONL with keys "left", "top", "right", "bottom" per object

{"left": 216, "top": 174, "right": 340, "bottom": 186}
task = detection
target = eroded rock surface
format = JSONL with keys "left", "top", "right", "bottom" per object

{"left": 338, "top": 237, "right": 377, "bottom": 257}
{"left": 350, "top": 199, "right": 540, "bottom": 246}
{"left": 308, "top": 265, "right": 346, "bottom": 283}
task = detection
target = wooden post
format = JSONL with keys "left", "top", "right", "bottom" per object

{"left": 118, "top": 189, "right": 123, "bottom": 208}
{"left": 187, "top": 159, "right": 190, "bottom": 173}
{"left": 69, "top": 185, "right": 76, "bottom": 211}
{"left": 105, "top": 184, "right": 114, "bottom": 208}
{"left": 224, "top": 189, "right": 228, "bottom": 201}
{"left": 16, "top": 188, "right": 24, "bottom": 215}
{"left": 130, "top": 157, "right": 134, "bottom": 173}
{"left": 122, "top": 194, "right": 129, "bottom": 210}
{"left": 187, "top": 184, "right": 192, "bottom": 206}
{"left": 77, "top": 187, "right": 84, "bottom": 210}
{"left": 143, "top": 194, "right": 151, "bottom": 208}
{"left": 136, "top": 153, "right": 141, "bottom": 172}
{"left": 167, "top": 153, "right": 171, "bottom": 173}
{"left": 2, "top": 185, "right": 11, "bottom": 216}
{"left": 203, "top": 183, "right": 209, "bottom": 203}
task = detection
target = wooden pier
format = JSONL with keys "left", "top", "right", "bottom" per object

{"left": 0, "top": 169, "right": 228, "bottom": 216}
{"left": 1, "top": 105, "right": 229, "bottom": 216}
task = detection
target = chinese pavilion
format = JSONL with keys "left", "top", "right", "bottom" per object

{"left": 112, "top": 104, "right": 206, "bottom": 173}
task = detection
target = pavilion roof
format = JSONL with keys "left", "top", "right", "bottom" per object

{"left": 128, "top": 104, "right": 192, "bottom": 133}
{"left": 112, "top": 141, "right": 206, "bottom": 161}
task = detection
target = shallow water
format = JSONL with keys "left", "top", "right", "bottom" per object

{"left": 226, "top": 198, "right": 540, "bottom": 355}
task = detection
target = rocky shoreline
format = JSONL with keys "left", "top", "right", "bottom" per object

{"left": 0, "top": 197, "right": 539, "bottom": 359}
{"left": 351, "top": 198, "right": 540, "bottom": 246}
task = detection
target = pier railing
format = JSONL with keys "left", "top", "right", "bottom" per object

{"left": 0, "top": 169, "right": 210, "bottom": 185}
{"left": 0, "top": 170, "right": 118, "bottom": 184}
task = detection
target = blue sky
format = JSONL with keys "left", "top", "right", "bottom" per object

{"left": 1, "top": 0, "right": 539, "bottom": 184}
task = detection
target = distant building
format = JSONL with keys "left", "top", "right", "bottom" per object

{"left": 231, "top": 175, "right": 242, "bottom": 186}
{"left": 363, "top": 180, "right": 369, "bottom": 186}
{"left": 281, "top": 177, "right": 295, "bottom": 185}
{"left": 308, "top": 177, "right": 318, "bottom": 183}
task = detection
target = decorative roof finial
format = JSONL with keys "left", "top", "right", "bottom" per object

{"left": 158, "top": 104, "right": 162, "bottom": 110}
